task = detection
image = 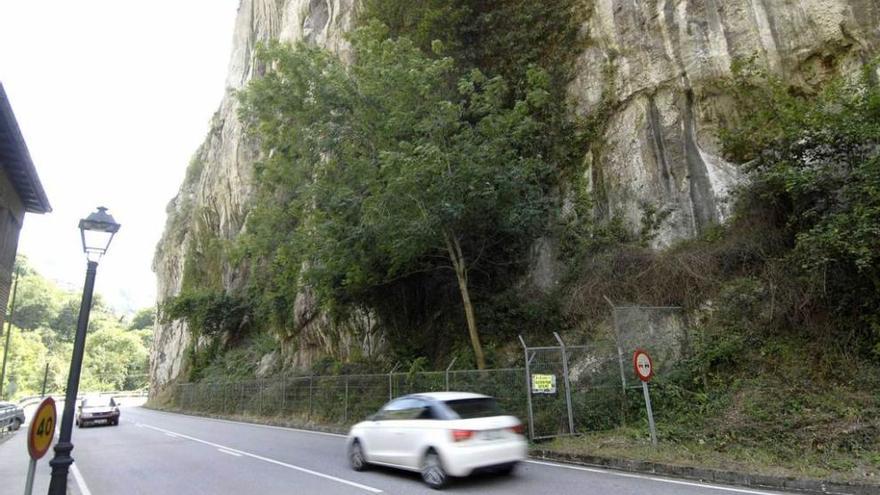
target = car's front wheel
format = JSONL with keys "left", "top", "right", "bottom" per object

{"left": 421, "top": 450, "right": 448, "bottom": 490}
{"left": 349, "top": 440, "right": 368, "bottom": 471}
{"left": 11, "top": 418, "right": 22, "bottom": 431}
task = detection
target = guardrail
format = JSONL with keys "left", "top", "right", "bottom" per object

{"left": 15, "top": 390, "right": 149, "bottom": 410}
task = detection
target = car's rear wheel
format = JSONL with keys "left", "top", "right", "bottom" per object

{"left": 349, "top": 440, "right": 368, "bottom": 471}
{"left": 421, "top": 450, "right": 448, "bottom": 490}
{"left": 494, "top": 462, "right": 517, "bottom": 475}
{"left": 11, "top": 418, "right": 22, "bottom": 431}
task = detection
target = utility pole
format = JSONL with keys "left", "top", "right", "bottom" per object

{"left": 0, "top": 268, "right": 21, "bottom": 399}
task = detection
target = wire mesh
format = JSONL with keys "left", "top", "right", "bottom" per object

{"left": 612, "top": 306, "right": 687, "bottom": 388}
{"left": 172, "top": 368, "right": 527, "bottom": 431}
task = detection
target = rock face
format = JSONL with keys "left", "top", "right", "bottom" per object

{"left": 569, "top": 0, "right": 879, "bottom": 247}
{"left": 150, "top": 0, "right": 359, "bottom": 393}
{"left": 150, "top": 0, "right": 880, "bottom": 392}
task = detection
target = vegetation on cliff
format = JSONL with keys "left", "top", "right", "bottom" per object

{"left": 164, "top": 0, "right": 586, "bottom": 372}
{"left": 154, "top": 1, "right": 880, "bottom": 481}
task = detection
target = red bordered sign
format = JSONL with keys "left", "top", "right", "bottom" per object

{"left": 633, "top": 349, "right": 654, "bottom": 382}
{"left": 28, "top": 397, "right": 56, "bottom": 460}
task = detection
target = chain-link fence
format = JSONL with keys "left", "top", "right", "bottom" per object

{"left": 171, "top": 308, "right": 689, "bottom": 441}
{"left": 173, "top": 368, "right": 530, "bottom": 432}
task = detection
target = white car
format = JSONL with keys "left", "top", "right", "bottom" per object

{"left": 346, "top": 392, "right": 527, "bottom": 489}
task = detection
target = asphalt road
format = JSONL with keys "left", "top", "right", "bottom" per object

{"left": 0, "top": 406, "right": 799, "bottom": 495}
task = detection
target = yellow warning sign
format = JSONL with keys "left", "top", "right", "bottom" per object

{"left": 531, "top": 374, "right": 557, "bottom": 394}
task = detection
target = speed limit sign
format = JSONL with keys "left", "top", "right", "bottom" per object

{"left": 28, "top": 397, "right": 56, "bottom": 460}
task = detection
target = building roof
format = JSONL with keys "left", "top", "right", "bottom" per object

{"left": 0, "top": 82, "right": 51, "bottom": 214}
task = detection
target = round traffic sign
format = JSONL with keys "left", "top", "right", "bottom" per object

{"left": 633, "top": 349, "right": 654, "bottom": 382}
{"left": 28, "top": 397, "right": 56, "bottom": 460}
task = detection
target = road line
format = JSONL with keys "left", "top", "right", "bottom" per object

{"left": 132, "top": 408, "right": 346, "bottom": 438}
{"left": 525, "top": 460, "right": 785, "bottom": 495}
{"left": 139, "top": 423, "right": 381, "bottom": 493}
{"left": 71, "top": 462, "right": 93, "bottom": 495}
{"left": 164, "top": 432, "right": 178, "bottom": 438}
{"left": 218, "top": 448, "right": 242, "bottom": 457}
{"left": 136, "top": 408, "right": 784, "bottom": 494}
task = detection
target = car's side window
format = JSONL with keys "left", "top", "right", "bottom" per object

{"left": 376, "top": 398, "right": 435, "bottom": 420}
{"left": 375, "top": 398, "right": 408, "bottom": 420}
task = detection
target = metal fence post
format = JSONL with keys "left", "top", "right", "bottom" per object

{"left": 554, "top": 332, "right": 576, "bottom": 436}
{"left": 223, "top": 382, "right": 228, "bottom": 414}
{"left": 518, "top": 335, "right": 535, "bottom": 440}
{"left": 259, "top": 379, "right": 264, "bottom": 416}
{"left": 343, "top": 376, "right": 349, "bottom": 424}
{"left": 281, "top": 375, "right": 286, "bottom": 413}
{"left": 445, "top": 357, "right": 457, "bottom": 391}
{"left": 605, "top": 295, "right": 628, "bottom": 427}
{"left": 308, "top": 376, "right": 313, "bottom": 421}
{"left": 388, "top": 363, "right": 400, "bottom": 401}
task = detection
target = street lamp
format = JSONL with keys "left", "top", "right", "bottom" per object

{"left": 48, "top": 207, "right": 119, "bottom": 495}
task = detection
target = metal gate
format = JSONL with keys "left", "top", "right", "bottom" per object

{"left": 518, "top": 333, "right": 586, "bottom": 440}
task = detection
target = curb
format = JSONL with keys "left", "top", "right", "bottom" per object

{"left": 531, "top": 450, "right": 880, "bottom": 495}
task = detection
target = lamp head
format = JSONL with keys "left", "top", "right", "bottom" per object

{"left": 79, "top": 207, "right": 120, "bottom": 261}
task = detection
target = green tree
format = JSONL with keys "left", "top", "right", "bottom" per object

{"left": 11, "top": 273, "right": 62, "bottom": 330}
{"left": 128, "top": 307, "right": 156, "bottom": 331}
{"left": 240, "top": 23, "right": 557, "bottom": 368}
{"left": 721, "top": 61, "right": 880, "bottom": 355}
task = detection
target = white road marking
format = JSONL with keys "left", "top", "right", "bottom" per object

{"left": 135, "top": 408, "right": 786, "bottom": 494}
{"left": 525, "top": 460, "right": 786, "bottom": 495}
{"left": 139, "top": 423, "right": 381, "bottom": 493}
{"left": 133, "top": 408, "right": 346, "bottom": 438}
{"left": 218, "top": 448, "right": 242, "bottom": 457}
{"left": 71, "top": 462, "right": 93, "bottom": 495}
{"left": 164, "top": 432, "right": 178, "bottom": 438}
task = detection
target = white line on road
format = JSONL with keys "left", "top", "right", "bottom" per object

{"left": 218, "top": 448, "right": 242, "bottom": 457}
{"left": 134, "top": 408, "right": 346, "bottom": 438}
{"left": 164, "top": 432, "right": 178, "bottom": 438}
{"left": 71, "top": 462, "right": 93, "bottom": 495}
{"left": 525, "top": 460, "right": 786, "bottom": 495}
{"left": 139, "top": 423, "right": 382, "bottom": 493}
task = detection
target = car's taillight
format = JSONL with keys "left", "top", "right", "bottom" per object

{"left": 451, "top": 429, "right": 474, "bottom": 442}
{"left": 509, "top": 423, "right": 525, "bottom": 435}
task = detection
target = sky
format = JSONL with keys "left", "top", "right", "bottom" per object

{"left": 0, "top": 0, "right": 240, "bottom": 314}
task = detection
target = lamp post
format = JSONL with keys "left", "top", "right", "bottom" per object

{"left": 48, "top": 207, "right": 119, "bottom": 495}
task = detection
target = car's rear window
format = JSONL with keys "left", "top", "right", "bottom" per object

{"left": 443, "top": 398, "right": 503, "bottom": 419}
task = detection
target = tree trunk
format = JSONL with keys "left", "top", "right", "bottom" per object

{"left": 445, "top": 231, "right": 486, "bottom": 370}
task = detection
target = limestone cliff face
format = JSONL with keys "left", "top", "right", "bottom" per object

{"left": 150, "top": 0, "right": 359, "bottom": 393}
{"left": 150, "top": 0, "right": 880, "bottom": 392}
{"left": 569, "top": 0, "right": 879, "bottom": 247}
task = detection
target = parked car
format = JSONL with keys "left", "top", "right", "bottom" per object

{"left": 0, "top": 401, "right": 25, "bottom": 431}
{"left": 346, "top": 392, "right": 527, "bottom": 489}
{"left": 76, "top": 396, "right": 120, "bottom": 427}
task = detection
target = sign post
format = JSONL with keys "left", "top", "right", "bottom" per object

{"left": 25, "top": 397, "right": 57, "bottom": 495}
{"left": 633, "top": 349, "right": 657, "bottom": 447}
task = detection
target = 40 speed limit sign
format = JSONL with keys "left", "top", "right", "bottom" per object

{"left": 28, "top": 397, "right": 56, "bottom": 460}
